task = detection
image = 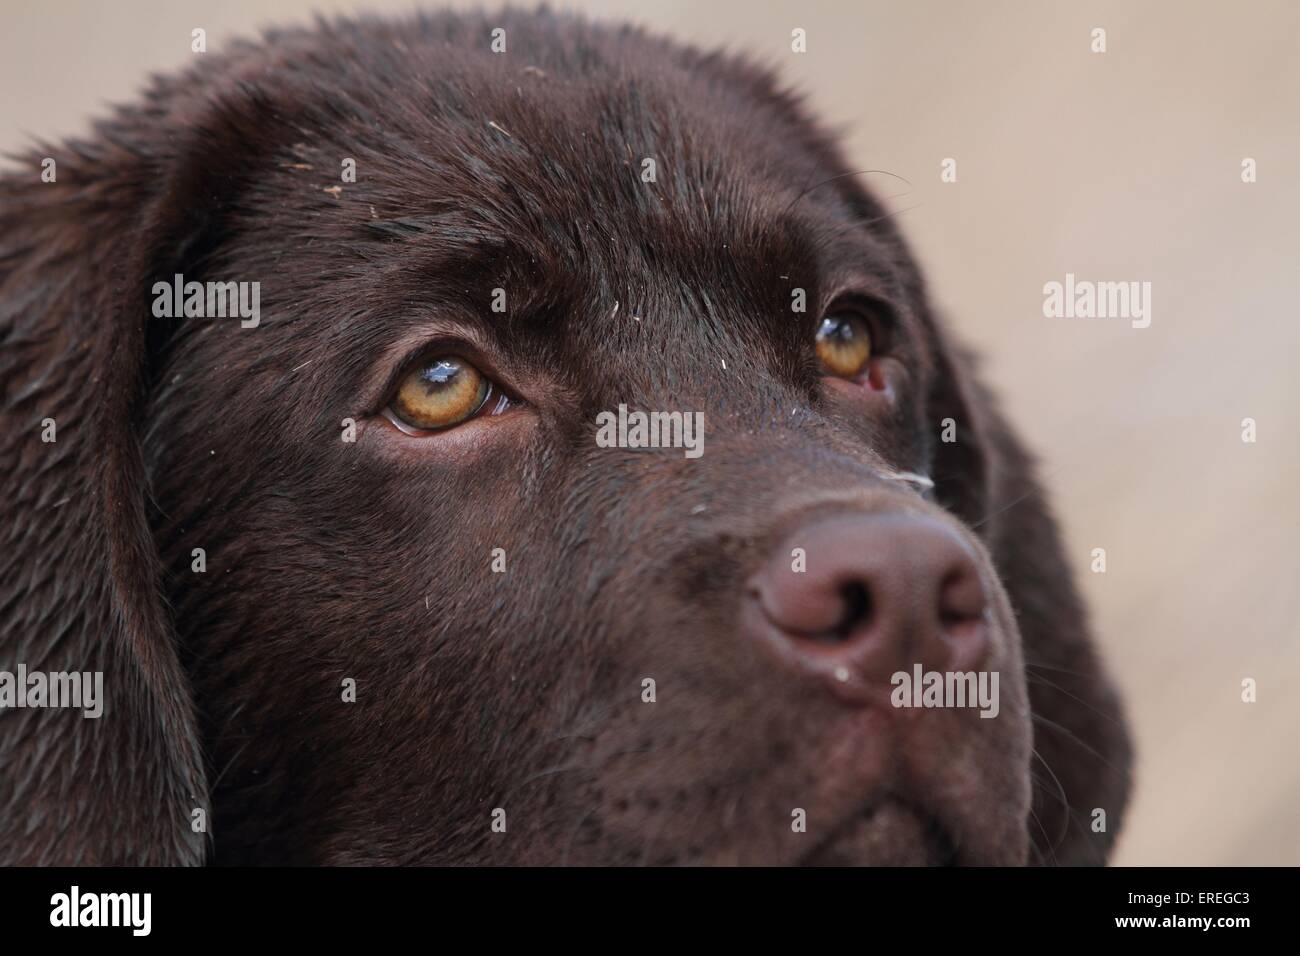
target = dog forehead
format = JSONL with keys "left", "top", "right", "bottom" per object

{"left": 258, "top": 88, "right": 838, "bottom": 355}
{"left": 349, "top": 81, "right": 827, "bottom": 270}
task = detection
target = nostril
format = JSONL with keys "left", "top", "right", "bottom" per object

{"left": 799, "top": 580, "right": 873, "bottom": 645}
{"left": 935, "top": 559, "right": 992, "bottom": 671}
{"left": 835, "top": 580, "right": 872, "bottom": 640}
{"left": 937, "top": 564, "right": 986, "bottom": 627}
{"left": 757, "top": 577, "right": 875, "bottom": 646}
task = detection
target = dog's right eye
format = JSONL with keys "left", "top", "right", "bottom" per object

{"left": 385, "top": 356, "right": 499, "bottom": 433}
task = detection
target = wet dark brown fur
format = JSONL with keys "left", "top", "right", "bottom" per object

{"left": 0, "top": 9, "right": 1131, "bottom": 865}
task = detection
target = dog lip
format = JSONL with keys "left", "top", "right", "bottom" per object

{"left": 799, "top": 795, "right": 963, "bottom": 866}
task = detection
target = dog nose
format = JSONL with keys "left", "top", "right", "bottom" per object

{"left": 748, "top": 513, "right": 991, "bottom": 693}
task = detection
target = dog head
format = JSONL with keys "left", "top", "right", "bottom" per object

{"left": 0, "top": 11, "right": 1131, "bottom": 864}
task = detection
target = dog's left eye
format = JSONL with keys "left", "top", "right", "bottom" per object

{"left": 815, "top": 313, "right": 874, "bottom": 379}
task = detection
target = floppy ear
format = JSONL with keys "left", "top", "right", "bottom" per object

{"left": 0, "top": 124, "right": 219, "bottom": 863}
{"left": 928, "top": 329, "right": 1133, "bottom": 865}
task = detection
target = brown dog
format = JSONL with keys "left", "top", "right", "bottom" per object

{"left": 0, "top": 10, "right": 1130, "bottom": 865}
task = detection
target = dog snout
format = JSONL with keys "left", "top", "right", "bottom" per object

{"left": 746, "top": 512, "right": 992, "bottom": 697}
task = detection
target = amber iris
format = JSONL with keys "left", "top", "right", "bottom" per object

{"left": 815, "top": 314, "right": 873, "bottom": 378}
{"left": 390, "top": 357, "right": 490, "bottom": 430}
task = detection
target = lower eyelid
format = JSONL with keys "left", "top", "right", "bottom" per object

{"left": 821, "top": 358, "right": 897, "bottom": 397}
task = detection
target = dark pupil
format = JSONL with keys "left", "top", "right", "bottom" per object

{"left": 419, "top": 359, "right": 462, "bottom": 393}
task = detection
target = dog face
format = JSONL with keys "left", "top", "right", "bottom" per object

{"left": 0, "top": 11, "right": 1131, "bottom": 865}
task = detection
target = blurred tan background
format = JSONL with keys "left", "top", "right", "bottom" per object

{"left": 2, "top": 0, "right": 1296, "bottom": 865}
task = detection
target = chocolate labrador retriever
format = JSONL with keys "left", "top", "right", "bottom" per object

{"left": 0, "top": 10, "right": 1130, "bottom": 865}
